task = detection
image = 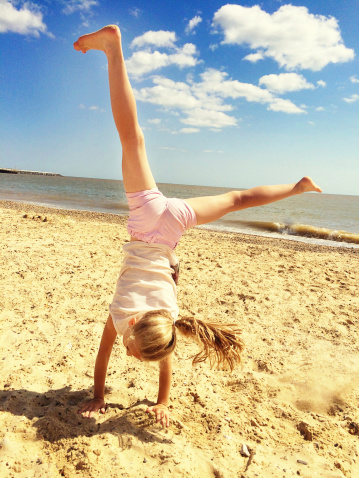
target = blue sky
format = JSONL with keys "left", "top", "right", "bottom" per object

{"left": 1, "top": 0, "right": 358, "bottom": 195}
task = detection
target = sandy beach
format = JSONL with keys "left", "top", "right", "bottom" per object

{"left": 0, "top": 200, "right": 358, "bottom": 478}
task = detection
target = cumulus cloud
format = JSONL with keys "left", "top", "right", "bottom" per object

{"left": 317, "top": 80, "right": 327, "bottom": 87}
{"left": 131, "top": 30, "right": 177, "bottom": 49}
{"left": 134, "top": 68, "right": 306, "bottom": 130}
{"left": 350, "top": 75, "right": 359, "bottom": 84}
{"left": 127, "top": 30, "right": 199, "bottom": 77}
{"left": 316, "top": 107, "right": 325, "bottom": 111}
{"left": 259, "top": 73, "right": 315, "bottom": 94}
{"left": 343, "top": 94, "right": 359, "bottom": 104}
{"left": 148, "top": 118, "right": 162, "bottom": 125}
{"left": 267, "top": 98, "right": 306, "bottom": 114}
{"left": 0, "top": 0, "right": 49, "bottom": 36}
{"left": 182, "top": 108, "right": 237, "bottom": 129}
{"left": 198, "top": 69, "right": 305, "bottom": 113}
{"left": 185, "top": 15, "right": 202, "bottom": 34}
{"left": 134, "top": 77, "right": 200, "bottom": 110}
{"left": 243, "top": 51, "right": 265, "bottom": 63}
{"left": 126, "top": 43, "right": 199, "bottom": 77}
{"left": 213, "top": 4, "right": 354, "bottom": 71}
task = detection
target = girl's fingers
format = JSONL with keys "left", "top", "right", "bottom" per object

{"left": 146, "top": 406, "right": 170, "bottom": 428}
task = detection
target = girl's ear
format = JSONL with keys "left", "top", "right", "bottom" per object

{"left": 128, "top": 316, "right": 138, "bottom": 326}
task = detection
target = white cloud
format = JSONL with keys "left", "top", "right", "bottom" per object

{"left": 134, "top": 67, "right": 306, "bottom": 131}
{"left": 63, "top": 0, "right": 99, "bottom": 15}
{"left": 267, "top": 98, "right": 306, "bottom": 114}
{"left": 317, "top": 80, "right": 327, "bottom": 87}
{"left": 126, "top": 43, "right": 198, "bottom": 78}
{"left": 0, "top": 0, "right": 48, "bottom": 36}
{"left": 259, "top": 73, "right": 315, "bottom": 94}
{"left": 198, "top": 69, "right": 272, "bottom": 103}
{"left": 316, "top": 107, "right": 325, "bottom": 111}
{"left": 243, "top": 51, "right": 265, "bottom": 63}
{"left": 198, "top": 69, "right": 305, "bottom": 113}
{"left": 213, "top": 4, "right": 354, "bottom": 71}
{"left": 135, "top": 75, "right": 237, "bottom": 129}
{"left": 181, "top": 108, "right": 237, "bottom": 129}
{"left": 179, "top": 128, "right": 200, "bottom": 133}
{"left": 350, "top": 75, "right": 359, "bottom": 84}
{"left": 343, "top": 94, "right": 359, "bottom": 104}
{"left": 148, "top": 118, "right": 161, "bottom": 125}
{"left": 185, "top": 15, "right": 202, "bottom": 34}
{"left": 134, "top": 77, "right": 199, "bottom": 110}
{"left": 131, "top": 30, "right": 177, "bottom": 49}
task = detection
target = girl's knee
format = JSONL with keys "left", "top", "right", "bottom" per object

{"left": 121, "top": 126, "right": 145, "bottom": 149}
{"left": 229, "top": 191, "right": 243, "bottom": 210}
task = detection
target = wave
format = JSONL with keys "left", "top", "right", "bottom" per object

{"left": 221, "top": 220, "right": 359, "bottom": 245}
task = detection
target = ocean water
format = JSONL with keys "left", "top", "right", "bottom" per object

{"left": 1, "top": 173, "right": 358, "bottom": 249}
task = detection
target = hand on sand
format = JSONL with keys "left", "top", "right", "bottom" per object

{"left": 78, "top": 397, "right": 106, "bottom": 418}
{"left": 146, "top": 403, "right": 170, "bottom": 428}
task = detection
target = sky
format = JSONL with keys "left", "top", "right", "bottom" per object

{"left": 1, "top": 0, "right": 358, "bottom": 195}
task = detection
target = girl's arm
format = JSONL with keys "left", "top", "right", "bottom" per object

{"left": 146, "top": 354, "right": 172, "bottom": 428}
{"left": 79, "top": 315, "right": 117, "bottom": 418}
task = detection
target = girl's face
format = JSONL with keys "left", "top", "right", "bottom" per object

{"left": 123, "top": 324, "right": 142, "bottom": 360}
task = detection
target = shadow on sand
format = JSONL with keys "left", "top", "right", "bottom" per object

{"left": 0, "top": 386, "right": 174, "bottom": 446}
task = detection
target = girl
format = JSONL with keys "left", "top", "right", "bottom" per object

{"left": 74, "top": 26, "right": 322, "bottom": 428}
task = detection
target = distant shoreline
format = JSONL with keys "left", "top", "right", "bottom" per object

{"left": 0, "top": 168, "right": 61, "bottom": 177}
{"left": 1, "top": 199, "right": 357, "bottom": 255}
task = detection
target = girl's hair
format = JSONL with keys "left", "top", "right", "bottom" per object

{"left": 130, "top": 309, "right": 244, "bottom": 371}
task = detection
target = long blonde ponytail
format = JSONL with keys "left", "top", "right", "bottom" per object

{"left": 175, "top": 316, "right": 243, "bottom": 371}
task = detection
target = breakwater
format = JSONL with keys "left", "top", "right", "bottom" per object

{"left": 0, "top": 168, "right": 61, "bottom": 177}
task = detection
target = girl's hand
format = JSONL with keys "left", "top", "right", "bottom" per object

{"left": 78, "top": 397, "right": 106, "bottom": 418}
{"left": 146, "top": 403, "right": 170, "bottom": 428}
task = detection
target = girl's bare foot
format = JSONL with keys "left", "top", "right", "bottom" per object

{"left": 295, "top": 176, "right": 322, "bottom": 194}
{"left": 73, "top": 25, "right": 121, "bottom": 54}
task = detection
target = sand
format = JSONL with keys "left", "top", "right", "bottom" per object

{"left": 0, "top": 200, "right": 358, "bottom": 478}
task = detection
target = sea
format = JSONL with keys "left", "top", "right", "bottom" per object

{"left": 1, "top": 173, "right": 358, "bottom": 249}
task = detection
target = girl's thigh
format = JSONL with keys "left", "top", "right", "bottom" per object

{"left": 185, "top": 192, "right": 238, "bottom": 226}
{"left": 121, "top": 138, "right": 157, "bottom": 193}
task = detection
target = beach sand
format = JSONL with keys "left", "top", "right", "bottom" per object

{"left": 0, "top": 200, "right": 358, "bottom": 478}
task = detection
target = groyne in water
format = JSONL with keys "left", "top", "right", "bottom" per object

{"left": 0, "top": 168, "right": 61, "bottom": 177}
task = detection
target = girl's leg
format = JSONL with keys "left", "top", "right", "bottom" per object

{"left": 185, "top": 176, "right": 322, "bottom": 226}
{"left": 74, "top": 26, "right": 156, "bottom": 193}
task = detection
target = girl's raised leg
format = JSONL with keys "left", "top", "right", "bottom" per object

{"left": 74, "top": 26, "right": 156, "bottom": 193}
{"left": 185, "top": 176, "right": 322, "bottom": 226}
